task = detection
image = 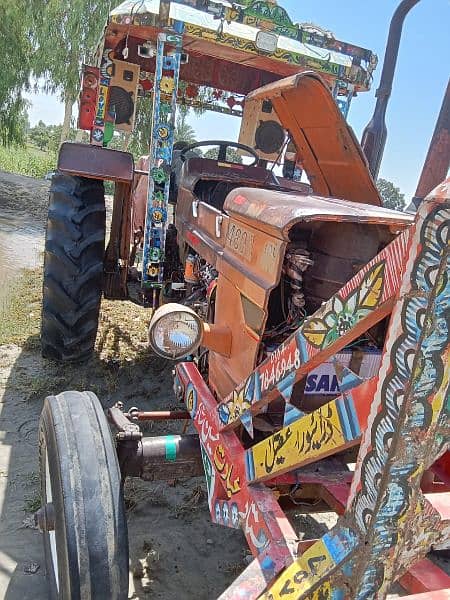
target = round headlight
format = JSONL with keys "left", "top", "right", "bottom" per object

{"left": 148, "top": 303, "right": 203, "bottom": 359}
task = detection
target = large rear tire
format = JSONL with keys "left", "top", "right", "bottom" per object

{"left": 39, "top": 390, "right": 129, "bottom": 599}
{"left": 41, "top": 174, "right": 105, "bottom": 362}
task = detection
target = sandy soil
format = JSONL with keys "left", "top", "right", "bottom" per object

{"left": 0, "top": 170, "right": 443, "bottom": 599}
{"left": 0, "top": 342, "right": 251, "bottom": 599}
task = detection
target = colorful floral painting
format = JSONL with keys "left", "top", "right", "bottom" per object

{"left": 160, "top": 75, "right": 175, "bottom": 95}
{"left": 303, "top": 262, "right": 386, "bottom": 349}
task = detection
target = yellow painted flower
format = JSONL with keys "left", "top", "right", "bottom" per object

{"left": 160, "top": 76, "right": 175, "bottom": 95}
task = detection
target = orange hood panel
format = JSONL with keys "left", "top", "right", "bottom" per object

{"left": 224, "top": 188, "right": 413, "bottom": 240}
{"left": 248, "top": 72, "right": 382, "bottom": 206}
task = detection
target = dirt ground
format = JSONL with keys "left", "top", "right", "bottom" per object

{"left": 0, "top": 170, "right": 441, "bottom": 599}
{"left": 0, "top": 340, "right": 249, "bottom": 599}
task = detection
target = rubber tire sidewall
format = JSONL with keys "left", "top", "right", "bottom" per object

{"left": 39, "top": 391, "right": 129, "bottom": 600}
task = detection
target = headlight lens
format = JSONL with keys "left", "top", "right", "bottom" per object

{"left": 148, "top": 303, "right": 203, "bottom": 359}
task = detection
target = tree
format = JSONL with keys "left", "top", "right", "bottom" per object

{"left": 30, "top": 0, "right": 111, "bottom": 143}
{"left": 377, "top": 178, "right": 405, "bottom": 211}
{"left": 28, "top": 120, "right": 51, "bottom": 151}
{"left": 127, "top": 96, "right": 154, "bottom": 158}
{"left": 28, "top": 121, "right": 76, "bottom": 152}
{"left": 174, "top": 109, "right": 197, "bottom": 145}
{"left": 125, "top": 100, "right": 198, "bottom": 159}
{"left": 0, "top": 1, "right": 33, "bottom": 145}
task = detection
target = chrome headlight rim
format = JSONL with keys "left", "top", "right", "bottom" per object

{"left": 148, "top": 303, "right": 203, "bottom": 360}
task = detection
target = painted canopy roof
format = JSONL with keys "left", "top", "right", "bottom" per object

{"left": 107, "top": 0, "right": 377, "bottom": 92}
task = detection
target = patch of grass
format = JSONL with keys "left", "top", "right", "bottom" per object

{"left": 0, "top": 267, "right": 164, "bottom": 406}
{"left": 22, "top": 471, "right": 41, "bottom": 514}
{"left": 0, "top": 267, "right": 42, "bottom": 346}
{"left": 97, "top": 298, "right": 152, "bottom": 363}
{"left": 172, "top": 485, "right": 206, "bottom": 519}
{"left": 124, "top": 479, "right": 168, "bottom": 512}
{"left": 24, "top": 491, "right": 42, "bottom": 514}
{"left": 0, "top": 145, "right": 56, "bottom": 179}
{"left": 0, "top": 266, "right": 151, "bottom": 363}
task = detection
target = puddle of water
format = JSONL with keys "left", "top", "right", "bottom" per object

{"left": 0, "top": 171, "right": 48, "bottom": 303}
{"left": 0, "top": 171, "right": 114, "bottom": 309}
{"left": 0, "top": 210, "right": 44, "bottom": 277}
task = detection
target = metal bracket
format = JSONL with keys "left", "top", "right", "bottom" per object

{"left": 107, "top": 404, "right": 143, "bottom": 441}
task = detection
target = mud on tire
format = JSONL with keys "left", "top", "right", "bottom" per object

{"left": 41, "top": 173, "right": 105, "bottom": 361}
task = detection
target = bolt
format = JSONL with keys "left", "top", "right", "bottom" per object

{"left": 128, "top": 406, "right": 139, "bottom": 420}
{"left": 34, "top": 502, "right": 55, "bottom": 532}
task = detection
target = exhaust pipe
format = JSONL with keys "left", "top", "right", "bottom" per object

{"left": 361, "top": 0, "right": 421, "bottom": 178}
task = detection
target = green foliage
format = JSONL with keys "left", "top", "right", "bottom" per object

{"left": 0, "top": 267, "right": 42, "bottom": 347}
{"left": 204, "top": 147, "right": 243, "bottom": 163}
{"left": 31, "top": 0, "right": 111, "bottom": 99}
{"left": 28, "top": 121, "right": 76, "bottom": 153}
{"left": 127, "top": 96, "right": 154, "bottom": 158}
{"left": 174, "top": 110, "right": 197, "bottom": 145}
{"left": 28, "top": 120, "right": 51, "bottom": 151}
{"left": 125, "top": 99, "right": 198, "bottom": 159}
{"left": 0, "top": 145, "right": 56, "bottom": 179}
{"left": 30, "top": 0, "right": 112, "bottom": 141}
{"left": 376, "top": 178, "right": 405, "bottom": 211}
{"left": 0, "top": 1, "right": 33, "bottom": 145}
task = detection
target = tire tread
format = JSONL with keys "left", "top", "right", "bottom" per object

{"left": 41, "top": 174, "right": 105, "bottom": 362}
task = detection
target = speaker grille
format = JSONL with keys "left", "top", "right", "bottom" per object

{"left": 254, "top": 120, "right": 285, "bottom": 154}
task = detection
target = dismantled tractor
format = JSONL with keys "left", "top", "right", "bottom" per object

{"left": 37, "top": 0, "right": 450, "bottom": 599}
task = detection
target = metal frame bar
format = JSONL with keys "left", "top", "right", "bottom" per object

{"left": 142, "top": 23, "right": 184, "bottom": 302}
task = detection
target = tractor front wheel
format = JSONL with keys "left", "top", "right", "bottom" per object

{"left": 39, "top": 390, "right": 129, "bottom": 599}
{"left": 41, "top": 173, "right": 105, "bottom": 361}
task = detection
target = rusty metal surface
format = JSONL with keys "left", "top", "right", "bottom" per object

{"left": 107, "top": 406, "right": 142, "bottom": 441}
{"left": 171, "top": 180, "right": 450, "bottom": 599}
{"left": 178, "top": 157, "right": 279, "bottom": 189}
{"left": 207, "top": 186, "right": 412, "bottom": 399}
{"left": 58, "top": 142, "right": 134, "bottom": 183}
{"left": 216, "top": 227, "right": 408, "bottom": 426}
{"left": 258, "top": 179, "right": 450, "bottom": 599}
{"left": 209, "top": 216, "right": 286, "bottom": 398}
{"left": 104, "top": 181, "right": 133, "bottom": 299}
{"left": 247, "top": 72, "right": 382, "bottom": 206}
{"left": 174, "top": 158, "right": 283, "bottom": 264}
{"left": 174, "top": 158, "right": 309, "bottom": 263}
{"left": 105, "top": 20, "right": 373, "bottom": 95}
{"left": 224, "top": 187, "right": 413, "bottom": 240}
{"left": 412, "top": 78, "right": 450, "bottom": 209}
{"left": 176, "top": 190, "right": 230, "bottom": 267}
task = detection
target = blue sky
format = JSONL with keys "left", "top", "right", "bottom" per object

{"left": 25, "top": 0, "right": 449, "bottom": 199}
